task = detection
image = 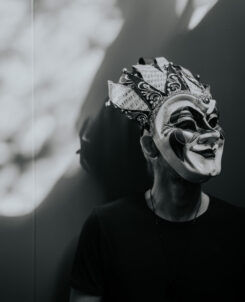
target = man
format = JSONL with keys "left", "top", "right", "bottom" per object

{"left": 70, "top": 57, "right": 245, "bottom": 302}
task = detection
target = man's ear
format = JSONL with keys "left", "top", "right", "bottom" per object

{"left": 140, "top": 132, "right": 159, "bottom": 159}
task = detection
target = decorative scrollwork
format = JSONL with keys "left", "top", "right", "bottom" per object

{"left": 137, "top": 81, "right": 163, "bottom": 108}
{"left": 166, "top": 73, "right": 182, "bottom": 93}
{"left": 107, "top": 56, "right": 214, "bottom": 131}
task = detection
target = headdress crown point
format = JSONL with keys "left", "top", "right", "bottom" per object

{"left": 106, "top": 56, "right": 213, "bottom": 129}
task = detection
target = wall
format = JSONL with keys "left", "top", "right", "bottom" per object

{"left": 0, "top": 1, "right": 244, "bottom": 302}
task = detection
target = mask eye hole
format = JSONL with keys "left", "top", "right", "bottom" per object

{"left": 176, "top": 119, "right": 197, "bottom": 131}
{"left": 207, "top": 114, "right": 219, "bottom": 128}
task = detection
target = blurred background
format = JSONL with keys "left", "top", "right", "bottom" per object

{"left": 0, "top": 0, "right": 244, "bottom": 301}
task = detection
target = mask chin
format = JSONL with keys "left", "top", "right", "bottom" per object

{"left": 154, "top": 134, "right": 223, "bottom": 184}
{"left": 183, "top": 145, "right": 223, "bottom": 178}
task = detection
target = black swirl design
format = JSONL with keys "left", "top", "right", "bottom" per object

{"left": 137, "top": 81, "right": 163, "bottom": 108}
{"left": 166, "top": 73, "right": 182, "bottom": 93}
{"left": 125, "top": 111, "right": 150, "bottom": 129}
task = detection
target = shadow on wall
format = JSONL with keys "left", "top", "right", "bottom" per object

{"left": 35, "top": 1, "right": 245, "bottom": 301}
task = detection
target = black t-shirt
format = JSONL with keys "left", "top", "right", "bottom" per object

{"left": 70, "top": 192, "right": 245, "bottom": 302}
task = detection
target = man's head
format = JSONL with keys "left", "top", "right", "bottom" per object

{"left": 107, "top": 57, "right": 225, "bottom": 184}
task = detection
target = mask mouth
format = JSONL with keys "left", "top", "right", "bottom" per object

{"left": 192, "top": 148, "right": 216, "bottom": 159}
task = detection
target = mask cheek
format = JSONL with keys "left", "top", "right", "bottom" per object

{"left": 154, "top": 134, "right": 200, "bottom": 182}
{"left": 154, "top": 132, "right": 187, "bottom": 174}
{"left": 212, "top": 144, "right": 224, "bottom": 175}
{"left": 183, "top": 143, "right": 224, "bottom": 176}
{"left": 154, "top": 132, "right": 224, "bottom": 182}
{"left": 184, "top": 147, "right": 210, "bottom": 172}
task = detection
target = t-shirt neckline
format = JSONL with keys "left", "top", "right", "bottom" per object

{"left": 137, "top": 190, "right": 213, "bottom": 226}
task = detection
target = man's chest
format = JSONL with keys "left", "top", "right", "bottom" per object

{"left": 107, "top": 224, "right": 244, "bottom": 299}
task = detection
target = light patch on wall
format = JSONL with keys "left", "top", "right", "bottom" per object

{"left": 175, "top": 0, "right": 189, "bottom": 16}
{"left": 188, "top": 0, "right": 218, "bottom": 30}
{"left": 0, "top": 0, "right": 123, "bottom": 217}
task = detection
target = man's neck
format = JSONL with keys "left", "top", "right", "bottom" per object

{"left": 148, "top": 171, "right": 209, "bottom": 222}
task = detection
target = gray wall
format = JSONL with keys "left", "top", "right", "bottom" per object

{"left": 0, "top": 1, "right": 244, "bottom": 302}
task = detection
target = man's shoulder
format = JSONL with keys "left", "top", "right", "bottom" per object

{"left": 93, "top": 191, "right": 145, "bottom": 223}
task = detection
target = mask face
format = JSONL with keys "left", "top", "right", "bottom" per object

{"left": 153, "top": 94, "right": 225, "bottom": 183}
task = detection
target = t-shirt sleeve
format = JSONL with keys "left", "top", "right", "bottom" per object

{"left": 70, "top": 209, "right": 106, "bottom": 296}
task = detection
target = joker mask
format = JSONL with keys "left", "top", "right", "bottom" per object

{"left": 153, "top": 94, "right": 224, "bottom": 183}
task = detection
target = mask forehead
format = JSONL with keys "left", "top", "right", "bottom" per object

{"left": 154, "top": 94, "right": 217, "bottom": 133}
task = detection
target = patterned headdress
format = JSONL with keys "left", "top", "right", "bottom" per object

{"left": 106, "top": 57, "right": 212, "bottom": 131}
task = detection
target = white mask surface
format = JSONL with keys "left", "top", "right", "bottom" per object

{"left": 153, "top": 94, "right": 224, "bottom": 183}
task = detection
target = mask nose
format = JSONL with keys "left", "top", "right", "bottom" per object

{"left": 197, "top": 130, "right": 220, "bottom": 145}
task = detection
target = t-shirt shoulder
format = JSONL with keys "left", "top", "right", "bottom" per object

{"left": 94, "top": 192, "right": 143, "bottom": 219}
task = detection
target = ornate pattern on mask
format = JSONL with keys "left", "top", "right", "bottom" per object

{"left": 106, "top": 57, "right": 212, "bottom": 131}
